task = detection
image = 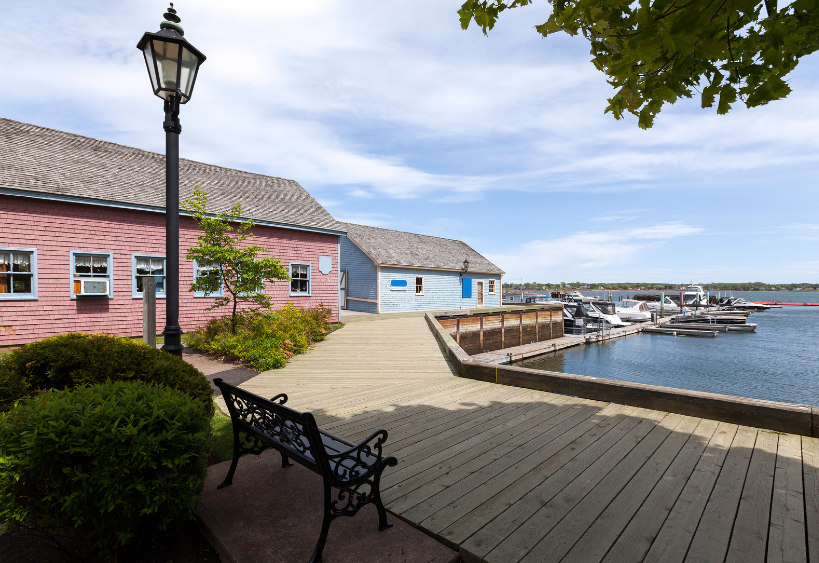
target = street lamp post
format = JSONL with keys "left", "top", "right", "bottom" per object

{"left": 137, "top": 4, "right": 206, "bottom": 357}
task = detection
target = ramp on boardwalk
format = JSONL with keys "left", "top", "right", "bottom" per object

{"left": 221, "top": 313, "right": 819, "bottom": 563}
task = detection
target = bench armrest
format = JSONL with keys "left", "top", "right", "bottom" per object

{"left": 327, "top": 429, "right": 397, "bottom": 471}
{"left": 269, "top": 393, "right": 288, "bottom": 404}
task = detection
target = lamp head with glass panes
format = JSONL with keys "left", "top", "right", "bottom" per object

{"left": 137, "top": 3, "right": 206, "bottom": 104}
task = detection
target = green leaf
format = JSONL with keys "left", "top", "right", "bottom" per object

{"left": 717, "top": 84, "right": 737, "bottom": 114}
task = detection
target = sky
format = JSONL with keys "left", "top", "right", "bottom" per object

{"left": 2, "top": 0, "right": 818, "bottom": 283}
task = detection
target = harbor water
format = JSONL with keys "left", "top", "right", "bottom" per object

{"left": 517, "top": 291, "right": 819, "bottom": 406}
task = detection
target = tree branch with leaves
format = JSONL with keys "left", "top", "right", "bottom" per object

{"left": 459, "top": 0, "right": 819, "bottom": 128}
{"left": 182, "top": 187, "right": 290, "bottom": 334}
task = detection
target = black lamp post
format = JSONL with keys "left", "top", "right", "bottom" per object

{"left": 137, "top": 4, "right": 206, "bottom": 357}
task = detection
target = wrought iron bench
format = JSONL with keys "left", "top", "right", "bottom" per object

{"left": 213, "top": 378, "right": 398, "bottom": 563}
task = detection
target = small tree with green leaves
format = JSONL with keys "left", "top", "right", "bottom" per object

{"left": 182, "top": 186, "right": 290, "bottom": 334}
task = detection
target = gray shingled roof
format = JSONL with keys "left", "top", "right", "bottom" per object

{"left": 341, "top": 222, "right": 504, "bottom": 274}
{"left": 0, "top": 118, "right": 343, "bottom": 233}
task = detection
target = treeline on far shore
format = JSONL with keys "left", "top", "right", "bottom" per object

{"left": 502, "top": 282, "right": 819, "bottom": 292}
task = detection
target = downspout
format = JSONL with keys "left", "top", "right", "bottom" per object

{"left": 377, "top": 264, "right": 381, "bottom": 313}
{"left": 337, "top": 237, "right": 341, "bottom": 316}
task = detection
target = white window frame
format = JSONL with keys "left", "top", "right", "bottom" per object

{"left": 415, "top": 276, "right": 424, "bottom": 296}
{"left": 70, "top": 250, "right": 113, "bottom": 299}
{"left": 131, "top": 254, "right": 166, "bottom": 299}
{"left": 0, "top": 247, "right": 38, "bottom": 300}
{"left": 488, "top": 279, "right": 496, "bottom": 294}
{"left": 193, "top": 259, "right": 224, "bottom": 298}
{"left": 289, "top": 263, "right": 311, "bottom": 296}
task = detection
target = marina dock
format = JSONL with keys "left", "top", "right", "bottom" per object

{"left": 471, "top": 320, "right": 658, "bottom": 364}
{"left": 222, "top": 313, "right": 819, "bottom": 563}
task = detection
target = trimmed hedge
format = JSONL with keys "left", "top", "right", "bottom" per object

{"left": 0, "top": 333, "right": 213, "bottom": 417}
{"left": 186, "top": 304, "right": 332, "bottom": 371}
{"left": 0, "top": 381, "right": 210, "bottom": 557}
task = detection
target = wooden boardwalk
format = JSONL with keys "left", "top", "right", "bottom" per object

{"left": 225, "top": 313, "right": 819, "bottom": 563}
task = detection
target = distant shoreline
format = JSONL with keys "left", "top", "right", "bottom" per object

{"left": 504, "top": 289, "right": 819, "bottom": 293}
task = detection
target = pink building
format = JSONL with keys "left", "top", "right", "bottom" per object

{"left": 0, "top": 119, "right": 343, "bottom": 347}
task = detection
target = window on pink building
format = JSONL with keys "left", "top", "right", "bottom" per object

{"left": 0, "top": 248, "right": 37, "bottom": 300}
{"left": 290, "top": 263, "right": 311, "bottom": 296}
{"left": 71, "top": 251, "right": 113, "bottom": 299}
{"left": 132, "top": 254, "right": 166, "bottom": 298}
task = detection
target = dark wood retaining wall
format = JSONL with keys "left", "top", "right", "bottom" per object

{"left": 435, "top": 305, "right": 563, "bottom": 355}
{"left": 425, "top": 312, "right": 819, "bottom": 437}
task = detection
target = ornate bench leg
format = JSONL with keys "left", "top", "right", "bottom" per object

{"left": 218, "top": 429, "right": 241, "bottom": 489}
{"left": 372, "top": 470, "right": 392, "bottom": 531}
{"left": 308, "top": 483, "right": 333, "bottom": 563}
{"left": 281, "top": 453, "right": 294, "bottom": 468}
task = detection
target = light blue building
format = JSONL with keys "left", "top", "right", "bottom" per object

{"left": 339, "top": 223, "right": 504, "bottom": 314}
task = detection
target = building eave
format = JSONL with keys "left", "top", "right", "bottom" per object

{"left": 0, "top": 188, "right": 347, "bottom": 237}
{"left": 378, "top": 263, "right": 505, "bottom": 275}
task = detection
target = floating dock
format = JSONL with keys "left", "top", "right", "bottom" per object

{"left": 471, "top": 321, "right": 652, "bottom": 364}
{"left": 643, "top": 326, "right": 718, "bottom": 337}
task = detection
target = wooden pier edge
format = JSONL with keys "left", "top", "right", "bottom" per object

{"left": 425, "top": 312, "right": 819, "bottom": 437}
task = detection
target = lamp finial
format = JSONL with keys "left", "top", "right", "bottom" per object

{"left": 164, "top": 3, "right": 181, "bottom": 23}
{"left": 160, "top": 3, "right": 184, "bottom": 35}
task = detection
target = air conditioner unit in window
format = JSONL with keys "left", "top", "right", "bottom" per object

{"left": 78, "top": 279, "right": 109, "bottom": 296}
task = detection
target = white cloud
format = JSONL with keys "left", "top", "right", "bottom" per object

{"left": 2, "top": 0, "right": 818, "bottom": 281}
{"left": 488, "top": 223, "right": 704, "bottom": 280}
{"left": 3, "top": 0, "right": 817, "bottom": 205}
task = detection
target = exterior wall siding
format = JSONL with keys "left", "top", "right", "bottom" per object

{"left": 0, "top": 195, "right": 339, "bottom": 346}
{"left": 339, "top": 235, "right": 377, "bottom": 313}
{"left": 379, "top": 267, "right": 502, "bottom": 313}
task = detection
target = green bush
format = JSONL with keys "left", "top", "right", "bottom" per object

{"left": 0, "top": 381, "right": 210, "bottom": 557}
{"left": 186, "top": 304, "right": 333, "bottom": 371}
{"left": 0, "top": 333, "right": 213, "bottom": 417}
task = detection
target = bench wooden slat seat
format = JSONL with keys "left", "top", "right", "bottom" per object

{"left": 214, "top": 378, "right": 398, "bottom": 563}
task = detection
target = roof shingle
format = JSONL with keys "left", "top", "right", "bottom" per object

{"left": 341, "top": 222, "right": 504, "bottom": 274}
{"left": 0, "top": 118, "right": 343, "bottom": 233}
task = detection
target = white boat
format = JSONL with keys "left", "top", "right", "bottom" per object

{"left": 643, "top": 296, "right": 681, "bottom": 314}
{"left": 682, "top": 284, "right": 708, "bottom": 307}
{"left": 582, "top": 301, "right": 628, "bottom": 327}
{"left": 616, "top": 299, "right": 652, "bottom": 322}
{"left": 568, "top": 291, "right": 596, "bottom": 303}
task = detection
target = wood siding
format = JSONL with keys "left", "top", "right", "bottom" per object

{"left": 438, "top": 308, "right": 564, "bottom": 355}
{"left": 0, "top": 195, "right": 340, "bottom": 345}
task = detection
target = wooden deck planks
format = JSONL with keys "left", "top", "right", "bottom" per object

{"left": 767, "top": 433, "right": 807, "bottom": 563}
{"left": 389, "top": 398, "right": 592, "bottom": 515}
{"left": 725, "top": 430, "right": 779, "bottom": 563}
{"left": 684, "top": 426, "right": 758, "bottom": 563}
{"left": 803, "top": 436, "right": 819, "bottom": 563}
{"left": 432, "top": 405, "right": 636, "bottom": 545}
{"left": 518, "top": 413, "right": 692, "bottom": 563}
{"left": 463, "top": 408, "right": 666, "bottom": 563}
{"left": 599, "top": 418, "right": 720, "bottom": 563}
{"left": 227, "top": 313, "right": 814, "bottom": 563}
{"left": 402, "top": 402, "right": 620, "bottom": 525}
{"left": 642, "top": 422, "right": 738, "bottom": 563}
{"left": 559, "top": 416, "right": 703, "bottom": 563}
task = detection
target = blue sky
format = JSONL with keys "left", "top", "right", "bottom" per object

{"left": 3, "top": 1, "right": 818, "bottom": 283}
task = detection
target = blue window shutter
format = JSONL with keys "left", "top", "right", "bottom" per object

{"left": 462, "top": 279, "right": 472, "bottom": 298}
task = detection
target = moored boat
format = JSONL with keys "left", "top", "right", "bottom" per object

{"left": 616, "top": 299, "right": 652, "bottom": 322}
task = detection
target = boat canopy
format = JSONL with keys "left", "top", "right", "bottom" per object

{"left": 592, "top": 301, "right": 616, "bottom": 315}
